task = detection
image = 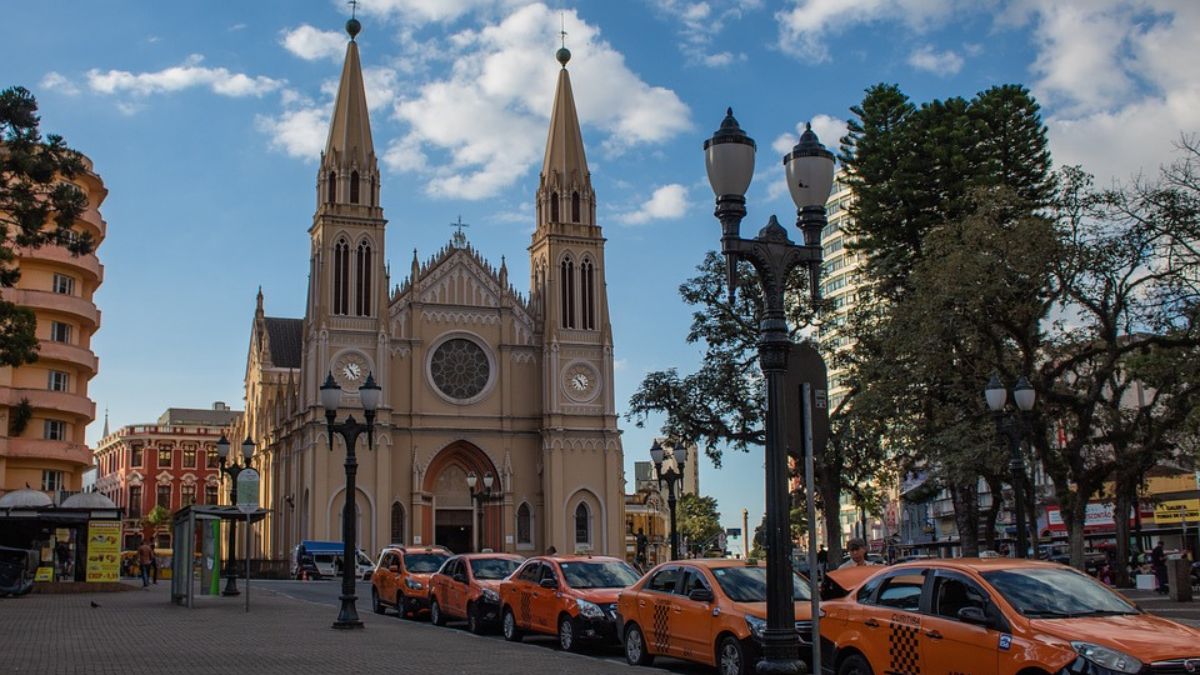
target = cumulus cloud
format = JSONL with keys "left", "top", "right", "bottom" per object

{"left": 775, "top": 0, "right": 963, "bottom": 61}
{"left": 618, "top": 184, "right": 689, "bottom": 225}
{"left": 40, "top": 72, "right": 80, "bottom": 96}
{"left": 771, "top": 115, "right": 848, "bottom": 157}
{"left": 281, "top": 24, "right": 347, "bottom": 62}
{"left": 354, "top": 0, "right": 533, "bottom": 24}
{"left": 86, "top": 54, "right": 284, "bottom": 98}
{"left": 256, "top": 106, "right": 330, "bottom": 159}
{"left": 907, "top": 45, "right": 963, "bottom": 76}
{"left": 646, "top": 0, "right": 755, "bottom": 67}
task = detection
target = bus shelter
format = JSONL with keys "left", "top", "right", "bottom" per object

{"left": 170, "top": 504, "right": 269, "bottom": 608}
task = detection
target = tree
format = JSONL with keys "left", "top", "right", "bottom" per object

{"left": 676, "top": 493, "right": 722, "bottom": 555}
{"left": 141, "top": 505, "right": 170, "bottom": 542}
{"left": 0, "top": 86, "right": 93, "bottom": 366}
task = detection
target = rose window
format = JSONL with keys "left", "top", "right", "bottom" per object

{"left": 430, "top": 338, "right": 490, "bottom": 400}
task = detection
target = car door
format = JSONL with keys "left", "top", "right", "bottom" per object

{"left": 640, "top": 565, "right": 683, "bottom": 657}
{"left": 377, "top": 552, "right": 398, "bottom": 604}
{"left": 859, "top": 569, "right": 928, "bottom": 675}
{"left": 920, "top": 570, "right": 1000, "bottom": 675}
{"left": 440, "top": 559, "right": 461, "bottom": 616}
{"left": 673, "top": 567, "right": 716, "bottom": 665}
{"left": 533, "top": 562, "right": 562, "bottom": 632}
{"left": 513, "top": 561, "right": 541, "bottom": 629}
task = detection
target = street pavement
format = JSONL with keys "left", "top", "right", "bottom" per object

{"left": 0, "top": 578, "right": 708, "bottom": 674}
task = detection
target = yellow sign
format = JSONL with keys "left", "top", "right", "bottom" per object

{"left": 34, "top": 566, "right": 54, "bottom": 582}
{"left": 1154, "top": 499, "right": 1200, "bottom": 525}
{"left": 85, "top": 521, "right": 121, "bottom": 583}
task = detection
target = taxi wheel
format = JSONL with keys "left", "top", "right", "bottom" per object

{"left": 466, "top": 603, "right": 484, "bottom": 635}
{"left": 395, "top": 593, "right": 407, "bottom": 619}
{"left": 371, "top": 587, "right": 384, "bottom": 615}
{"left": 624, "top": 623, "right": 654, "bottom": 667}
{"left": 430, "top": 598, "right": 446, "bottom": 626}
{"left": 837, "top": 653, "right": 874, "bottom": 675}
{"left": 502, "top": 608, "right": 523, "bottom": 642}
{"left": 717, "top": 636, "right": 748, "bottom": 675}
{"left": 558, "top": 616, "right": 579, "bottom": 652}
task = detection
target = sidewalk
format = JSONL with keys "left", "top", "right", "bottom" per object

{"left": 0, "top": 582, "right": 643, "bottom": 674}
{"left": 1123, "top": 587, "right": 1200, "bottom": 627}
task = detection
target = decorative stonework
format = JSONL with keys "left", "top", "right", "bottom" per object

{"left": 421, "top": 309, "right": 500, "bottom": 325}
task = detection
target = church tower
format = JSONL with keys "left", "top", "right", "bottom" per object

{"left": 303, "top": 17, "right": 389, "bottom": 404}
{"left": 529, "top": 45, "right": 624, "bottom": 554}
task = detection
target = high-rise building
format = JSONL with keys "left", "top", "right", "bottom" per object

{"left": 0, "top": 154, "right": 106, "bottom": 500}
{"left": 817, "top": 168, "right": 863, "bottom": 411}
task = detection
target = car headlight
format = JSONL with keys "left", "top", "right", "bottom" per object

{"left": 1071, "top": 642, "right": 1143, "bottom": 674}
{"left": 481, "top": 588, "right": 500, "bottom": 603}
{"left": 576, "top": 599, "right": 605, "bottom": 620}
{"left": 405, "top": 578, "right": 424, "bottom": 590}
{"left": 745, "top": 615, "right": 766, "bottom": 640}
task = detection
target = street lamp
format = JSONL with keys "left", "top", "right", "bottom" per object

{"left": 466, "top": 471, "right": 504, "bottom": 552}
{"left": 216, "top": 433, "right": 254, "bottom": 597}
{"left": 986, "top": 374, "right": 1036, "bottom": 559}
{"left": 320, "top": 370, "right": 381, "bottom": 630}
{"left": 705, "top": 108, "right": 834, "bottom": 674}
{"left": 650, "top": 440, "right": 686, "bottom": 560}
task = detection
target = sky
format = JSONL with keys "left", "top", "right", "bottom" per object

{"left": 3, "top": 0, "right": 1197, "bottom": 542}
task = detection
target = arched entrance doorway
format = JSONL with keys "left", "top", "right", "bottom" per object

{"left": 423, "top": 441, "right": 500, "bottom": 554}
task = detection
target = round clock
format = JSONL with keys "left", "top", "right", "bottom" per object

{"left": 332, "top": 352, "right": 370, "bottom": 390}
{"left": 562, "top": 363, "right": 600, "bottom": 402}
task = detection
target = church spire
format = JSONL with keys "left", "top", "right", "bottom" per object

{"left": 537, "top": 43, "right": 594, "bottom": 230}
{"left": 318, "top": 16, "right": 378, "bottom": 209}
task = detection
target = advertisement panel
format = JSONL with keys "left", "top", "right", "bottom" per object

{"left": 1153, "top": 499, "right": 1200, "bottom": 524}
{"left": 86, "top": 521, "right": 121, "bottom": 582}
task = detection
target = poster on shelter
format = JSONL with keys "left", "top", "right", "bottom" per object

{"left": 86, "top": 521, "right": 121, "bottom": 582}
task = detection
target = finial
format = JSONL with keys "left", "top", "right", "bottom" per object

{"left": 346, "top": 0, "right": 362, "bottom": 39}
{"left": 556, "top": 12, "right": 571, "bottom": 67}
{"left": 450, "top": 215, "right": 470, "bottom": 248}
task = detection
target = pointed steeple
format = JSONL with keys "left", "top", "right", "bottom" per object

{"left": 102, "top": 407, "right": 109, "bottom": 438}
{"left": 537, "top": 45, "right": 595, "bottom": 231}
{"left": 317, "top": 17, "right": 379, "bottom": 210}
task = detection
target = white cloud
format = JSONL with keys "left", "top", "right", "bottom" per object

{"left": 40, "top": 72, "right": 80, "bottom": 96}
{"left": 229, "top": 23, "right": 247, "bottom": 31}
{"left": 618, "top": 184, "right": 689, "bottom": 225}
{"left": 647, "top": 0, "right": 755, "bottom": 67}
{"left": 771, "top": 115, "right": 847, "bottom": 157}
{"left": 775, "top": 0, "right": 963, "bottom": 62}
{"left": 256, "top": 106, "right": 330, "bottom": 159}
{"left": 281, "top": 24, "right": 346, "bottom": 62}
{"left": 907, "top": 45, "right": 963, "bottom": 76}
{"left": 355, "top": 0, "right": 532, "bottom": 24}
{"left": 86, "top": 54, "right": 284, "bottom": 98}
{"left": 1023, "top": 1, "right": 1137, "bottom": 115}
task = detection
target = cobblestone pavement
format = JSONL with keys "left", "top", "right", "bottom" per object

{"left": 1122, "top": 587, "right": 1200, "bottom": 627}
{"left": 0, "top": 581, "right": 677, "bottom": 675}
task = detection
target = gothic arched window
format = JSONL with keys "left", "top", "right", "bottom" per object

{"left": 550, "top": 192, "right": 560, "bottom": 222}
{"left": 355, "top": 240, "right": 372, "bottom": 316}
{"left": 370, "top": 176, "right": 377, "bottom": 206}
{"left": 350, "top": 171, "right": 360, "bottom": 204}
{"left": 327, "top": 171, "right": 336, "bottom": 204}
{"left": 390, "top": 501, "right": 405, "bottom": 545}
{"left": 561, "top": 256, "right": 575, "bottom": 329}
{"left": 581, "top": 258, "right": 595, "bottom": 330}
{"left": 517, "top": 503, "right": 532, "bottom": 545}
{"left": 333, "top": 238, "right": 350, "bottom": 315}
{"left": 574, "top": 502, "right": 591, "bottom": 545}
{"left": 571, "top": 191, "right": 581, "bottom": 222}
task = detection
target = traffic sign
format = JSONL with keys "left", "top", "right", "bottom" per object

{"left": 236, "top": 469, "right": 260, "bottom": 514}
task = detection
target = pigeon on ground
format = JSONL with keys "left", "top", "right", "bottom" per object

{"left": 90, "top": 601, "right": 100, "bottom": 608}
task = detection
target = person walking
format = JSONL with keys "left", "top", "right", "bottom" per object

{"left": 1151, "top": 540, "right": 1168, "bottom": 594}
{"left": 817, "top": 545, "right": 828, "bottom": 571}
{"left": 137, "top": 539, "right": 153, "bottom": 588}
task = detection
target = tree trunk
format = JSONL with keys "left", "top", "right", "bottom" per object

{"left": 1068, "top": 500, "right": 1087, "bottom": 570}
{"left": 983, "top": 476, "right": 1002, "bottom": 552}
{"left": 1024, "top": 476, "right": 1039, "bottom": 558}
{"left": 951, "top": 484, "right": 980, "bottom": 557}
{"left": 1114, "top": 488, "right": 1133, "bottom": 587}
{"left": 820, "top": 470, "right": 843, "bottom": 564}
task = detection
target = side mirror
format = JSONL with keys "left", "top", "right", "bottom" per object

{"left": 957, "top": 606, "right": 989, "bottom": 626}
{"left": 540, "top": 578, "right": 558, "bottom": 589}
{"left": 688, "top": 588, "right": 714, "bottom": 603}
{"left": 389, "top": 565, "right": 400, "bottom": 573}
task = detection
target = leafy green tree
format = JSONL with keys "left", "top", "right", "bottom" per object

{"left": 677, "top": 493, "right": 722, "bottom": 555}
{"left": 0, "top": 86, "right": 93, "bottom": 366}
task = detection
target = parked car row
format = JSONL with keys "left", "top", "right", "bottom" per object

{"left": 368, "top": 548, "right": 1200, "bottom": 675}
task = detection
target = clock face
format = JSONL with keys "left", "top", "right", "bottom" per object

{"left": 342, "top": 362, "right": 362, "bottom": 381}
{"left": 571, "top": 372, "right": 590, "bottom": 391}
{"left": 332, "top": 352, "right": 370, "bottom": 390}
{"left": 563, "top": 363, "right": 599, "bottom": 401}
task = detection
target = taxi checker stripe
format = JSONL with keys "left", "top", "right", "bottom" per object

{"left": 886, "top": 622, "right": 920, "bottom": 675}
{"left": 652, "top": 602, "right": 671, "bottom": 653}
{"left": 520, "top": 590, "right": 532, "bottom": 624}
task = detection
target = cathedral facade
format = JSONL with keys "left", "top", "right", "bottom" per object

{"left": 236, "top": 23, "right": 625, "bottom": 561}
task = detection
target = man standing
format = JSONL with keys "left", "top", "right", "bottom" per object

{"left": 137, "top": 539, "right": 153, "bottom": 588}
{"left": 816, "top": 545, "right": 828, "bottom": 571}
{"left": 1151, "top": 540, "right": 1168, "bottom": 594}
{"left": 839, "top": 538, "right": 874, "bottom": 569}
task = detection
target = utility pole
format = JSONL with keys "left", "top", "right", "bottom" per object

{"left": 742, "top": 508, "right": 750, "bottom": 558}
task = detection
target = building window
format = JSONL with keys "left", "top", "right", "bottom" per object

{"left": 517, "top": 503, "right": 532, "bottom": 545}
{"left": 204, "top": 484, "right": 219, "bottom": 506}
{"left": 128, "top": 486, "right": 142, "bottom": 518}
{"left": 158, "top": 447, "right": 173, "bottom": 469}
{"left": 333, "top": 238, "right": 350, "bottom": 315}
{"left": 42, "top": 470, "right": 64, "bottom": 492}
{"left": 560, "top": 256, "right": 575, "bottom": 329}
{"left": 327, "top": 171, "right": 336, "bottom": 204}
{"left": 370, "top": 176, "right": 376, "bottom": 206}
{"left": 181, "top": 484, "right": 196, "bottom": 507}
{"left": 580, "top": 258, "right": 595, "bottom": 330}
{"left": 390, "top": 502, "right": 405, "bottom": 544}
{"left": 44, "top": 419, "right": 66, "bottom": 441}
{"left": 550, "top": 191, "right": 559, "bottom": 222}
{"left": 53, "top": 273, "right": 75, "bottom": 295}
{"left": 355, "top": 241, "right": 372, "bottom": 316}
{"left": 571, "top": 191, "right": 581, "bottom": 222}
{"left": 131, "top": 444, "right": 143, "bottom": 468}
{"left": 50, "top": 321, "right": 72, "bottom": 344}
{"left": 205, "top": 447, "right": 218, "bottom": 469}
{"left": 574, "top": 503, "right": 590, "bottom": 546}
{"left": 182, "top": 445, "right": 196, "bottom": 468}
{"left": 48, "top": 370, "right": 70, "bottom": 392}
{"left": 157, "top": 484, "right": 171, "bottom": 510}
{"left": 350, "top": 170, "right": 360, "bottom": 204}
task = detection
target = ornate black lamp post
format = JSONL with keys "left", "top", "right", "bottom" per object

{"left": 216, "top": 434, "right": 255, "bottom": 597}
{"left": 986, "top": 375, "right": 1036, "bottom": 559}
{"left": 320, "top": 370, "right": 382, "bottom": 630}
{"left": 704, "top": 108, "right": 834, "bottom": 674}
{"left": 650, "top": 440, "right": 686, "bottom": 560}
{"left": 466, "top": 471, "right": 504, "bottom": 552}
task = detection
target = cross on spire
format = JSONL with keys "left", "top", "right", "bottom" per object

{"left": 450, "top": 215, "right": 470, "bottom": 247}
{"left": 560, "top": 11, "right": 567, "bottom": 48}
{"left": 348, "top": 0, "right": 359, "bottom": 18}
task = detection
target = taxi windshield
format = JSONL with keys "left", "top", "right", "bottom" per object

{"left": 559, "top": 561, "right": 640, "bottom": 589}
{"left": 713, "top": 566, "right": 812, "bottom": 602}
{"left": 982, "top": 567, "right": 1138, "bottom": 618}
{"left": 470, "top": 558, "right": 521, "bottom": 580}
{"left": 404, "top": 553, "right": 448, "bottom": 573}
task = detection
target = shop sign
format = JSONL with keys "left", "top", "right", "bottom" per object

{"left": 1153, "top": 499, "right": 1200, "bottom": 524}
{"left": 86, "top": 521, "right": 121, "bottom": 583}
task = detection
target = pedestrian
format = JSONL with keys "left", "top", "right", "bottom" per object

{"left": 1151, "top": 540, "right": 1168, "bottom": 594}
{"left": 817, "top": 545, "right": 828, "bottom": 571}
{"left": 150, "top": 549, "right": 159, "bottom": 584}
{"left": 839, "top": 539, "right": 875, "bottom": 569}
{"left": 545, "top": 545, "right": 557, "bottom": 556}
{"left": 137, "top": 539, "right": 153, "bottom": 588}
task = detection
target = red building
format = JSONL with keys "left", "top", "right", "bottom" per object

{"left": 93, "top": 403, "right": 241, "bottom": 549}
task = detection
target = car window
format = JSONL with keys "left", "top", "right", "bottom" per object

{"left": 471, "top": 557, "right": 521, "bottom": 580}
{"left": 443, "top": 559, "right": 459, "bottom": 577}
{"left": 981, "top": 567, "right": 1138, "bottom": 618}
{"left": 932, "top": 575, "right": 988, "bottom": 620}
{"left": 875, "top": 573, "right": 925, "bottom": 611}
{"left": 856, "top": 575, "right": 884, "bottom": 603}
{"left": 540, "top": 563, "right": 560, "bottom": 585}
{"left": 404, "top": 553, "right": 448, "bottom": 573}
{"left": 559, "top": 561, "right": 641, "bottom": 589}
{"left": 517, "top": 562, "right": 541, "bottom": 583}
{"left": 681, "top": 569, "right": 711, "bottom": 596}
{"left": 712, "top": 566, "right": 811, "bottom": 602}
{"left": 647, "top": 567, "right": 681, "bottom": 594}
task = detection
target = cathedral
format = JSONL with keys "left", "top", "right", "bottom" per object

{"left": 234, "top": 19, "right": 625, "bottom": 561}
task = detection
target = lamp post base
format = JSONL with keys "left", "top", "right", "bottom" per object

{"left": 332, "top": 595, "right": 363, "bottom": 630}
{"left": 222, "top": 576, "right": 240, "bottom": 597}
{"left": 756, "top": 630, "right": 805, "bottom": 674}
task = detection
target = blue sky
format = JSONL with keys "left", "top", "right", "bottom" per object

{"left": 3, "top": 0, "right": 1196, "bottom": 540}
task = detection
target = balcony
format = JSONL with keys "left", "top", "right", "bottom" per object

{"left": 1, "top": 437, "right": 92, "bottom": 468}
{"left": 15, "top": 244, "right": 104, "bottom": 282}
{"left": 3, "top": 387, "right": 95, "bottom": 421}
{"left": 34, "top": 340, "right": 99, "bottom": 375}
{"left": 0, "top": 288, "right": 100, "bottom": 328}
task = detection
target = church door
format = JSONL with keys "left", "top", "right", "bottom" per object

{"left": 432, "top": 463, "right": 474, "bottom": 554}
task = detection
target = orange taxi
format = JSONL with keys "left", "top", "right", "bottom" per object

{"left": 499, "top": 554, "right": 641, "bottom": 651}
{"left": 616, "top": 558, "right": 815, "bottom": 675}
{"left": 820, "top": 558, "right": 1200, "bottom": 675}
{"left": 369, "top": 545, "right": 451, "bottom": 618}
{"left": 428, "top": 552, "right": 524, "bottom": 633}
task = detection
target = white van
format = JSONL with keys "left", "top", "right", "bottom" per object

{"left": 292, "top": 542, "right": 374, "bottom": 580}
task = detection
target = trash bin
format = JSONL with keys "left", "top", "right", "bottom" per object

{"left": 1167, "top": 559, "right": 1193, "bottom": 602}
